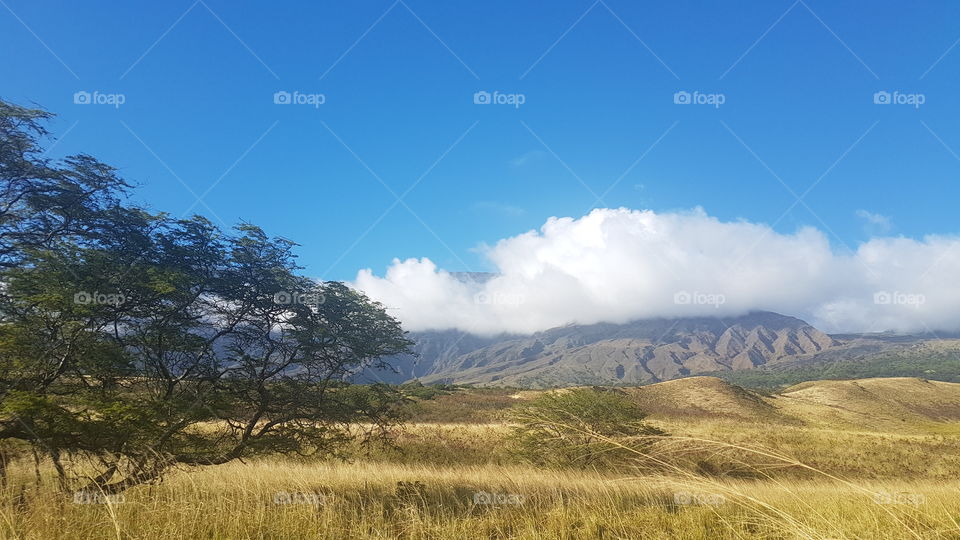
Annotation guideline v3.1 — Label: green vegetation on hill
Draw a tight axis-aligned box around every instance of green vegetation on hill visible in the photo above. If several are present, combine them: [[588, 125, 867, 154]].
[[401, 386, 522, 423], [711, 350, 960, 390]]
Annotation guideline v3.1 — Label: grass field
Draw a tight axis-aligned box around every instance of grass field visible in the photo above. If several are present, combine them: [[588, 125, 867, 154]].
[[2, 457, 957, 539], [3, 378, 960, 539]]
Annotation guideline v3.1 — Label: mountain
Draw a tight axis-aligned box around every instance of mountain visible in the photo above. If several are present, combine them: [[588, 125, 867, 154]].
[[360, 311, 844, 387]]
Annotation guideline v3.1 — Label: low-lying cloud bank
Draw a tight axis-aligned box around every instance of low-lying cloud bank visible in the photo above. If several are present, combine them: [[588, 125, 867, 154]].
[[350, 208, 960, 336]]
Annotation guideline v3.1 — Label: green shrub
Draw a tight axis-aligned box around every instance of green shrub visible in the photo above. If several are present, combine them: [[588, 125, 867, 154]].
[[399, 380, 452, 401], [507, 388, 663, 468]]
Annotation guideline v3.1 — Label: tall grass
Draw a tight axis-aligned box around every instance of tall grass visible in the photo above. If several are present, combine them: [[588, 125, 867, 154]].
[[366, 421, 960, 480], [1, 429, 958, 539]]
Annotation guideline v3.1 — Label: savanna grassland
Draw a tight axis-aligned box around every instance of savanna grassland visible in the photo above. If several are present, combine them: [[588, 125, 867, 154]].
[[2, 377, 960, 539]]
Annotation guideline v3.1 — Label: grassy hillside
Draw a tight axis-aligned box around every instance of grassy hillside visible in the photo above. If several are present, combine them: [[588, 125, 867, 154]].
[[776, 377, 960, 433], [4, 460, 959, 539], [389, 377, 960, 479], [5, 376, 960, 538], [402, 375, 960, 433], [623, 376, 787, 422], [714, 347, 960, 390]]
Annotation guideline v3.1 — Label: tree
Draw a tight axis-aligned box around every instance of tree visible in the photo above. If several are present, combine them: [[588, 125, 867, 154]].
[[0, 100, 130, 268], [0, 99, 139, 448], [508, 388, 664, 468], [0, 100, 415, 493]]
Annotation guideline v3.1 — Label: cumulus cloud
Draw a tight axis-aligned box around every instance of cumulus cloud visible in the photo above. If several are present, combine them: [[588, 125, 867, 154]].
[[350, 208, 960, 336]]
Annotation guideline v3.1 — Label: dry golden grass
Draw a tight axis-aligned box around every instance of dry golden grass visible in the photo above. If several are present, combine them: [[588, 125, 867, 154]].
[[775, 378, 960, 431], [406, 377, 960, 433], [5, 376, 960, 538], [2, 457, 959, 539], [367, 420, 960, 480]]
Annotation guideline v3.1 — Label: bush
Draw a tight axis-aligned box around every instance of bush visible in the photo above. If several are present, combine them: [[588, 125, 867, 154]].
[[399, 381, 452, 401], [507, 388, 664, 468]]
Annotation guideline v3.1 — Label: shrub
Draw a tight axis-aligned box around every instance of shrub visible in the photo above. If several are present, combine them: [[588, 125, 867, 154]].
[[507, 388, 664, 468]]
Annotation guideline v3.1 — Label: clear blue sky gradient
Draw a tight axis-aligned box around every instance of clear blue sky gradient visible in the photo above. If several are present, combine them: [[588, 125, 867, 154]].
[[4, 0, 959, 280]]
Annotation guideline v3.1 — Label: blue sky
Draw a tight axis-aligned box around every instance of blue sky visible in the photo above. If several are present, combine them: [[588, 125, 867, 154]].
[[4, 0, 960, 281]]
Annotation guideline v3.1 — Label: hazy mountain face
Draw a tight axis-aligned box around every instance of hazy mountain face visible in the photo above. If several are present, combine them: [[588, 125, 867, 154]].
[[364, 311, 842, 387]]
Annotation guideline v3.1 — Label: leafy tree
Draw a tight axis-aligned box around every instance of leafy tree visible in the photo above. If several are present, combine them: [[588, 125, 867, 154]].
[[0, 99, 138, 447], [508, 388, 664, 468], [0, 100, 414, 493], [0, 100, 130, 268]]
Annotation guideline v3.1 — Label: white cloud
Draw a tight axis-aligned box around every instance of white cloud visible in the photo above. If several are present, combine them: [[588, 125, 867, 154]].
[[855, 209, 892, 235], [350, 208, 960, 336]]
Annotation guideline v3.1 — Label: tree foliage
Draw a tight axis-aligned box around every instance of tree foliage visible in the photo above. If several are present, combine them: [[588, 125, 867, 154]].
[[0, 100, 414, 493]]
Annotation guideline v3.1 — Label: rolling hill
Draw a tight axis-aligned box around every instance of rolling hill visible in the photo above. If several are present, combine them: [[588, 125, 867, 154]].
[[406, 376, 960, 434], [629, 376, 960, 432], [622, 376, 786, 422], [776, 377, 960, 431]]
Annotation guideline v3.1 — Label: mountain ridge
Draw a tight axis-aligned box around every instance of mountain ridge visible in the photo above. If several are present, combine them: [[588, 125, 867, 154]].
[[363, 311, 851, 387]]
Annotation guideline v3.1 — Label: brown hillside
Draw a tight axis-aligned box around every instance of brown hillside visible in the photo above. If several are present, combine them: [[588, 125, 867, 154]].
[[775, 377, 960, 431], [403, 376, 960, 434], [624, 376, 787, 422]]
